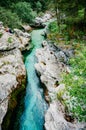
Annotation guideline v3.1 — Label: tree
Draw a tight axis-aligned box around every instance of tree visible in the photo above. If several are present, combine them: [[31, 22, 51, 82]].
[[36, 1, 42, 13], [0, 6, 21, 28], [14, 2, 36, 23]]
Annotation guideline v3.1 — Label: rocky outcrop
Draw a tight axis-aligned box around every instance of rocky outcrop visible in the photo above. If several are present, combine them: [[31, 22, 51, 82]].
[[31, 13, 52, 28], [21, 25, 32, 32], [35, 41, 68, 100], [0, 49, 26, 129], [0, 22, 27, 129], [0, 49, 26, 126], [35, 13, 52, 24], [45, 101, 86, 130], [0, 26, 31, 51], [35, 41, 86, 130]]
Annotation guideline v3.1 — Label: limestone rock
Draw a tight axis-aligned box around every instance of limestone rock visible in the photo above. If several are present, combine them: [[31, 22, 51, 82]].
[[14, 28, 31, 38], [0, 99, 8, 125], [22, 25, 32, 32], [45, 101, 69, 130], [35, 13, 52, 24], [0, 49, 26, 128], [0, 30, 19, 51], [35, 41, 85, 130], [0, 27, 31, 51], [35, 41, 67, 100], [33, 13, 52, 28], [14, 28, 31, 50], [45, 101, 86, 130], [0, 23, 27, 129]]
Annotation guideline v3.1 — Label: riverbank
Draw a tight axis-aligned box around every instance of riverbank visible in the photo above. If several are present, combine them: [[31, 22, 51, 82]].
[[35, 40, 86, 130], [0, 22, 31, 130]]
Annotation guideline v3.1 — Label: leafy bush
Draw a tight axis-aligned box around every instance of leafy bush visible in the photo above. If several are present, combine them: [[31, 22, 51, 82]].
[[7, 37, 13, 44], [35, 1, 42, 13], [14, 2, 37, 23], [0, 6, 21, 29], [48, 21, 58, 33]]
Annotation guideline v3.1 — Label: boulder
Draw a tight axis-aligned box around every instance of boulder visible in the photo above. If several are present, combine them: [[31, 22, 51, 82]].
[[35, 13, 52, 24], [22, 25, 32, 32], [0, 27, 31, 51], [14, 28, 31, 38], [0, 30, 19, 51], [33, 13, 52, 28]]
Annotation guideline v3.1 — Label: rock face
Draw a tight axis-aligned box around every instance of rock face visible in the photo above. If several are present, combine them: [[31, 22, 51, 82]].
[[45, 101, 86, 130], [21, 25, 32, 32], [0, 22, 27, 129], [0, 49, 26, 125], [32, 13, 52, 28], [35, 41, 68, 100], [35, 41, 86, 130], [0, 27, 31, 51], [35, 13, 52, 24]]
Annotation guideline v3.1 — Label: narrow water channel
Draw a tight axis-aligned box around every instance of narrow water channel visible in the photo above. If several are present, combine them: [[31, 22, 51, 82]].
[[20, 29, 48, 130]]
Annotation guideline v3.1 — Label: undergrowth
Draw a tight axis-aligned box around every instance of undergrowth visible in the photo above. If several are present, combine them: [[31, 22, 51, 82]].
[[48, 20, 86, 122]]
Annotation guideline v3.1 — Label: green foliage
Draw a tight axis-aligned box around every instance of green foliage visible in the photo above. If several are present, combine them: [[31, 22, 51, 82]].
[[48, 0, 86, 33], [0, 0, 47, 28], [0, 0, 47, 11], [13, 2, 37, 23], [48, 21, 58, 33], [62, 44, 86, 121], [38, 12, 44, 17], [7, 37, 13, 44], [0, 32, 3, 38], [36, 1, 42, 13], [0, 6, 21, 28], [48, 21, 67, 44]]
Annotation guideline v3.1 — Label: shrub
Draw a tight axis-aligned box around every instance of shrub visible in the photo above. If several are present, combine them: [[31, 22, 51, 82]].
[[14, 2, 37, 23], [0, 6, 21, 29], [7, 37, 13, 44], [35, 1, 42, 13], [48, 21, 58, 33]]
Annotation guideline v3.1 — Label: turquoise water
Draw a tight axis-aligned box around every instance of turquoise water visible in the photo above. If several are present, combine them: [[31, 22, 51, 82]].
[[20, 29, 48, 130]]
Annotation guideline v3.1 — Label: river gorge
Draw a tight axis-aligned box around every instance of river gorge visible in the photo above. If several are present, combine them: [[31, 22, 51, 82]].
[[20, 29, 48, 130], [0, 14, 86, 130]]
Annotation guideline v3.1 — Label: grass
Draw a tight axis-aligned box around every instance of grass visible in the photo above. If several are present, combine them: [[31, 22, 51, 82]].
[[7, 37, 13, 44], [61, 43, 86, 122], [48, 20, 86, 122]]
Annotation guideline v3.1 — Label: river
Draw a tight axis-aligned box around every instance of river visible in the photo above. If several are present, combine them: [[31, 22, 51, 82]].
[[20, 29, 48, 130]]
